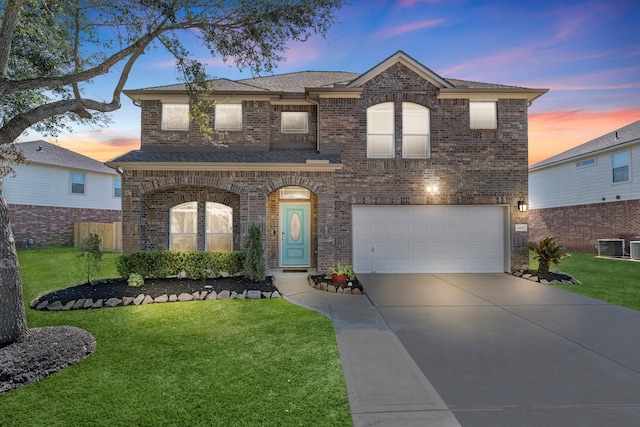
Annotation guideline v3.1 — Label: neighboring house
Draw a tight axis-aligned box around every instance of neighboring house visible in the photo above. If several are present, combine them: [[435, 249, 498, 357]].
[[107, 51, 546, 274], [4, 140, 122, 248], [529, 120, 640, 253]]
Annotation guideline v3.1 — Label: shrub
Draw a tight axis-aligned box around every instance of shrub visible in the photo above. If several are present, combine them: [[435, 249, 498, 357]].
[[528, 237, 571, 275], [243, 224, 266, 282], [78, 233, 103, 285], [127, 273, 144, 287], [117, 250, 245, 279]]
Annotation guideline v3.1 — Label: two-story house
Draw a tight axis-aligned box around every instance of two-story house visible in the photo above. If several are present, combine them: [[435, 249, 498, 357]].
[[107, 51, 547, 274], [6, 140, 121, 248]]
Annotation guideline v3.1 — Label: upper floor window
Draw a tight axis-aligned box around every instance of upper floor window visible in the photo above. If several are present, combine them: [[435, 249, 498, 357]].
[[70, 172, 85, 195], [170, 202, 197, 251], [215, 104, 243, 131], [402, 102, 430, 158], [612, 151, 630, 183], [113, 177, 122, 198], [162, 103, 189, 131], [206, 202, 233, 251], [281, 112, 308, 133], [470, 101, 497, 129], [576, 158, 596, 168], [367, 102, 394, 158]]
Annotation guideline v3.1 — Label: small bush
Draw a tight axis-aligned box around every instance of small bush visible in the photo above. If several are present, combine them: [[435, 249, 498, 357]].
[[528, 237, 571, 275], [117, 250, 245, 279], [243, 224, 266, 282], [78, 233, 103, 285], [128, 273, 144, 287]]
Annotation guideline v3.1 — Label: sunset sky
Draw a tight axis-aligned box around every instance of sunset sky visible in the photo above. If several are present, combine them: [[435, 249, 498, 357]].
[[23, 0, 640, 166]]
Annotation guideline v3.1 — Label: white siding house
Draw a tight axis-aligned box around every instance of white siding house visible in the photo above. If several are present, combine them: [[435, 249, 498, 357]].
[[529, 120, 640, 252], [4, 140, 121, 248]]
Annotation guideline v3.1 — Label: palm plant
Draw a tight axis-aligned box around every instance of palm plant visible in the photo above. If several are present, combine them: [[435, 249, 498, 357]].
[[528, 237, 571, 275]]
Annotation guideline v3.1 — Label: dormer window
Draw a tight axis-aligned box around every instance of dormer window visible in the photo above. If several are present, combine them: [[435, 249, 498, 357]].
[[470, 101, 497, 129], [215, 104, 243, 131], [161, 103, 189, 131]]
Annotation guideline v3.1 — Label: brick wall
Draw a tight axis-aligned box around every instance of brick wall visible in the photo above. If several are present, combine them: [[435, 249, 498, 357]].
[[8, 204, 121, 248], [529, 200, 640, 253]]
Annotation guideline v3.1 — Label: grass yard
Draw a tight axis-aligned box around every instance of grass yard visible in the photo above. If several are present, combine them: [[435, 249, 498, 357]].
[[531, 251, 640, 311], [1, 248, 351, 427]]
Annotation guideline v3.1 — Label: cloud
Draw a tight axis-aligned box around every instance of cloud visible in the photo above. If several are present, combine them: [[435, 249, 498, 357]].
[[51, 137, 140, 162], [397, 0, 446, 6], [375, 19, 445, 39], [528, 108, 640, 165]]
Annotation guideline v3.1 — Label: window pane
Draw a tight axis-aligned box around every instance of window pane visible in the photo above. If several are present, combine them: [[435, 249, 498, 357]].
[[171, 234, 197, 251], [368, 134, 394, 157], [114, 178, 122, 198], [206, 202, 232, 233], [613, 166, 629, 183], [282, 112, 308, 133], [368, 103, 394, 133], [470, 102, 497, 129], [162, 104, 189, 130], [71, 172, 85, 194], [206, 235, 232, 252], [612, 151, 628, 168], [215, 104, 242, 131], [403, 103, 428, 133], [403, 135, 429, 158], [171, 202, 197, 233]]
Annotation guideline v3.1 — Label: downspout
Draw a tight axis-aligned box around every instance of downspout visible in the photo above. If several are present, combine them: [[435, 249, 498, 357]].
[[306, 94, 320, 153]]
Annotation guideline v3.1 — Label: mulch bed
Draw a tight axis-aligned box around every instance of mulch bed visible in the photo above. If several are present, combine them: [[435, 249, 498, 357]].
[[308, 275, 366, 294], [32, 276, 277, 307]]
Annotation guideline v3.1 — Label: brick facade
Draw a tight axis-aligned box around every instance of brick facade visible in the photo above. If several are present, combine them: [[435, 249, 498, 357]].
[[117, 55, 539, 273], [529, 200, 640, 253], [8, 204, 121, 249]]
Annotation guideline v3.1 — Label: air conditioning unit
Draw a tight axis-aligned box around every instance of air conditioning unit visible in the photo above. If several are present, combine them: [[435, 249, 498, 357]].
[[597, 239, 625, 257], [630, 241, 640, 260]]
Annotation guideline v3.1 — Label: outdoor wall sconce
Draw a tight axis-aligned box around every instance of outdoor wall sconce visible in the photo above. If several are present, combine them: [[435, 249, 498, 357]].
[[517, 200, 528, 212], [426, 185, 439, 193]]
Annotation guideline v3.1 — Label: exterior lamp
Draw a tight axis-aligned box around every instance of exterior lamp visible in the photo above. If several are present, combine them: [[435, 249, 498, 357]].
[[517, 200, 528, 212]]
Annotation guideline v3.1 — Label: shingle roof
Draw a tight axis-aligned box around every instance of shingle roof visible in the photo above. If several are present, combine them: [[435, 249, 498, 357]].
[[15, 140, 116, 174], [530, 120, 640, 170], [107, 146, 341, 164]]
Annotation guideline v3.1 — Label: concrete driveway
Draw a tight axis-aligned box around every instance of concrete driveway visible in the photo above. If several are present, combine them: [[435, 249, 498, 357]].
[[359, 273, 640, 426]]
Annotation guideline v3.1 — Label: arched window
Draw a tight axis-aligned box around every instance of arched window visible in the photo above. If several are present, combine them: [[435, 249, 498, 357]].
[[402, 102, 430, 158], [170, 202, 197, 250], [206, 202, 233, 251], [367, 102, 394, 158]]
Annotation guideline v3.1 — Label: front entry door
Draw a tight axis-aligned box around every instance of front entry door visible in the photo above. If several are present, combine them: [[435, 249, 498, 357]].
[[280, 203, 310, 267]]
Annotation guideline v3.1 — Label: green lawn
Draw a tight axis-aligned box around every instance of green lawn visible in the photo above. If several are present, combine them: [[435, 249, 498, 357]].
[[531, 251, 640, 311], [1, 248, 351, 427]]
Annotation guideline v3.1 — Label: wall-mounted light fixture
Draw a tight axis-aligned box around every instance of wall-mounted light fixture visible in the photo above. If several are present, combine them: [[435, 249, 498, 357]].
[[517, 199, 528, 212], [426, 185, 439, 193]]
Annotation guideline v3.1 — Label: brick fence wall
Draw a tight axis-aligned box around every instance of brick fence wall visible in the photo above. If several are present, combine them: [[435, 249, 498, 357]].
[[529, 199, 640, 254], [8, 204, 121, 249]]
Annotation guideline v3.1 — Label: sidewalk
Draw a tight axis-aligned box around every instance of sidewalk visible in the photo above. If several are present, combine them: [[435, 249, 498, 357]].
[[272, 270, 461, 427]]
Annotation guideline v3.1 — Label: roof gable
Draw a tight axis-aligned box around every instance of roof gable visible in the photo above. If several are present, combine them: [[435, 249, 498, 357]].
[[530, 119, 640, 170], [347, 51, 454, 89], [15, 140, 115, 174]]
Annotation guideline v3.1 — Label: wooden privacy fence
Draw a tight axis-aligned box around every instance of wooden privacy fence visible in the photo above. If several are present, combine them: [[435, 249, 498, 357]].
[[74, 222, 122, 252]]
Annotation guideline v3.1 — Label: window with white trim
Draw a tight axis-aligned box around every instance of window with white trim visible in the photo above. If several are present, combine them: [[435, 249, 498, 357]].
[[70, 172, 85, 195], [162, 103, 189, 130], [206, 202, 233, 251], [402, 102, 430, 158], [612, 151, 630, 183], [576, 158, 596, 168], [281, 112, 308, 133], [215, 104, 243, 131], [170, 202, 197, 251], [470, 101, 497, 129], [367, 102, 394, 158], [113, 177, 122, 198]]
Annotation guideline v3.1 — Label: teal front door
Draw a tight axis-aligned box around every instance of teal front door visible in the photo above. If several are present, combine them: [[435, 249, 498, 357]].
[[280, 203, 310, 267]]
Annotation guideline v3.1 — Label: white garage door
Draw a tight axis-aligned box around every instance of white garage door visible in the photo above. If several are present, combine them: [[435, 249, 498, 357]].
[[352, 205, 506, 273]]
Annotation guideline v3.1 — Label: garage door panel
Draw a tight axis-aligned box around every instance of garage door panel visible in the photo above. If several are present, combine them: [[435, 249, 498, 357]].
[[353, 205, 506, 274]]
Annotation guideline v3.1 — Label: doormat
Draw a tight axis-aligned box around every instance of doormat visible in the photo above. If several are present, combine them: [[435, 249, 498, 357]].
[[282, 269, 308, 273]]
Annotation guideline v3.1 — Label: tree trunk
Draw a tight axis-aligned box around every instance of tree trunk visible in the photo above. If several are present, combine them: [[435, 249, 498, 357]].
[[0, 179, 27, 347]]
